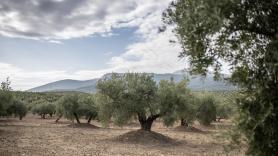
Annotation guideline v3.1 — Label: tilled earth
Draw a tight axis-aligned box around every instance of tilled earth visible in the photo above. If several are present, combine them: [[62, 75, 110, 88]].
[[0, 115, 244, 156]]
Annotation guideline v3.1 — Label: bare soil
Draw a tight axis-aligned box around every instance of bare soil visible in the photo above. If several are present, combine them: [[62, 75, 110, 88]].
[[174, 126, 205, 133], [0, 114, 244, 156], [113, 129, 177, 146]]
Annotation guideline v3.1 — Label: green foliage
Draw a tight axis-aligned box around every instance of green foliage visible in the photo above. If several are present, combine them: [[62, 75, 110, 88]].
[[7, 100, 28, 120], [194, 91, 237, 122], [97, 73, 179, 131], [0, 78, 28, 120], [164, 0, 278, 154], [157, 79, 179, 126], [197, 95, 217, 126], [1, 78, 12, 91], [170, 80, 199, 127], [57, 94, 98, 124], [32, 103, 56, 118], [77, 95, 98, 123], [0, 90, 13, 116], [57, 94, 80, 122], [216, 103, 233, 121], [0, 78, 14, 116], [13, 91, 63, 111], [237, 90, 278, 156]]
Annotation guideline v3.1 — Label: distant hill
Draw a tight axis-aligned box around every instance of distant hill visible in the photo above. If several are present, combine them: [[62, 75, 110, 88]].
[[28, 79, 99, 92], [28, 71, 237, 93]]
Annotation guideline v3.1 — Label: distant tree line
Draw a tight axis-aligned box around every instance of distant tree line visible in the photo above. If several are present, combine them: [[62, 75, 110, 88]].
[[0, 78, 27, 120], [0, 75, 234, 129]]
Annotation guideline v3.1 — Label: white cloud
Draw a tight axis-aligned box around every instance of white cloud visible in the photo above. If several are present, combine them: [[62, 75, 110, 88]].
[[0, 0, 195, 90], [0, 0, 172, 41], [0, 62, 111, 90], [108, 28, 185, 73]]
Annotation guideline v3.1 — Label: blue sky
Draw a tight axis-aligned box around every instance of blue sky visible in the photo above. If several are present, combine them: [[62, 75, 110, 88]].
[[0, 0, 187, 90], [0, 27, 137, 71]]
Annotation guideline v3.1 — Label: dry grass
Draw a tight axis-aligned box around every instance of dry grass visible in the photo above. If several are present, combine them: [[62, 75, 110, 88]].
[[0, 114, 245, 156]]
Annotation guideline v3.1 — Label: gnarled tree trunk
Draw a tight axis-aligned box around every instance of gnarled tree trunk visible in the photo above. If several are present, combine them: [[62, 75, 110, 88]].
[[73, 113, 80, 124], [180, 118, 189, 127], [138, 114, 160, 131], [87, 115, 93, 124], [55, 115, 62, 123]]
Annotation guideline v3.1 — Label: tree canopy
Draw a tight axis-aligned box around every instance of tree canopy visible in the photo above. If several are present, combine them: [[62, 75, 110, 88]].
[[197, 94, 217, 126], [97, 73, 182, 131], [0, 78, 27, 120], [56, 94, 98, 124], [0, 78, 13, 116], [164, 0, 278, 155], [166, 80, 198, 127], [7, 100, 28, 120], [32, 102, 56, 119]]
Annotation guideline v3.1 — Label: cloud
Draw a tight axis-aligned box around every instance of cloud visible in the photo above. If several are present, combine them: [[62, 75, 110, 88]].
[[0, 62, 111, 90], [108, 28, 185, 73], [0, 26, 185, 90], [0, 0, 172, 41], [0, 0, 195, 90]]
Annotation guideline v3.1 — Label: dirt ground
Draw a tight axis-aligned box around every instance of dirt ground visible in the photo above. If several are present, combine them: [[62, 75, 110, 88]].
[[0, 114, 244, 156]]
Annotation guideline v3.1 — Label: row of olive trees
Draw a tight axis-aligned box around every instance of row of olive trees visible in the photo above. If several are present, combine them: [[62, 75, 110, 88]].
[[0, 78, 28, 120], [30, 93, 98, 124], [95, 73, 233, 131], [1, 76, 232, 128]]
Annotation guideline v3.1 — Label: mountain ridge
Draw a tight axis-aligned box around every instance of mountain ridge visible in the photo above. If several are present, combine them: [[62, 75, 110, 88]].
[[28, 71, 237, 93]]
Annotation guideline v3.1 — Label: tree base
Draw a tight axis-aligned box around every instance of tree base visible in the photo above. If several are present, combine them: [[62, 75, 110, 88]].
[[114, 130, 176, 145]]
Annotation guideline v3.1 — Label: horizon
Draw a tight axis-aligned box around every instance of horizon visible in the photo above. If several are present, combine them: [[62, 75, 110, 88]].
[[0, 0, 230, 90], [25, 69, 188, 91]]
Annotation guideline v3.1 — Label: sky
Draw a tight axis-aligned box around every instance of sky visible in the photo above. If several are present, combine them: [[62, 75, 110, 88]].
[[0, 0, 188, 90]]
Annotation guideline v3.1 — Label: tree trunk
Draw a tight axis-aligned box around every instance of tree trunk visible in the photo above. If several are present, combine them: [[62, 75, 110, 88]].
[[87, 115, 93, 124], [42, 114, 46, 119], [74, 113, 80, 124], [217, 117, 221, 122], [138, 114, 160, 131], [180, 118, 189, 127], [140, 120, 153, 131], [19, 116, 23, 120], [55, 115, 62, 123]]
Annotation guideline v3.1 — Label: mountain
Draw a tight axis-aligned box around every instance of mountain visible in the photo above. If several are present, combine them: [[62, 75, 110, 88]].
[[28, 71, 237, 93], [28, 79, 99, 92]]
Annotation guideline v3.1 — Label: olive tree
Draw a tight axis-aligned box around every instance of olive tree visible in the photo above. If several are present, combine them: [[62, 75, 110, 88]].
[[157, 79, 180, 127], [56, 94, 98, 124], [0, 90, 13, 116], [164, 0, 278, 154], [7, 100, 28, 120], [32, 103, 56, 119], [216, 103, 233, 122], [77, 95, 98, 124], [158, 79, 198, 128], [57, 94, 81, 123], [0, 78, 13, 116], [97, 73, 178, 131], [197, 95, 217, 126], [175, 86, 199, 127]]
